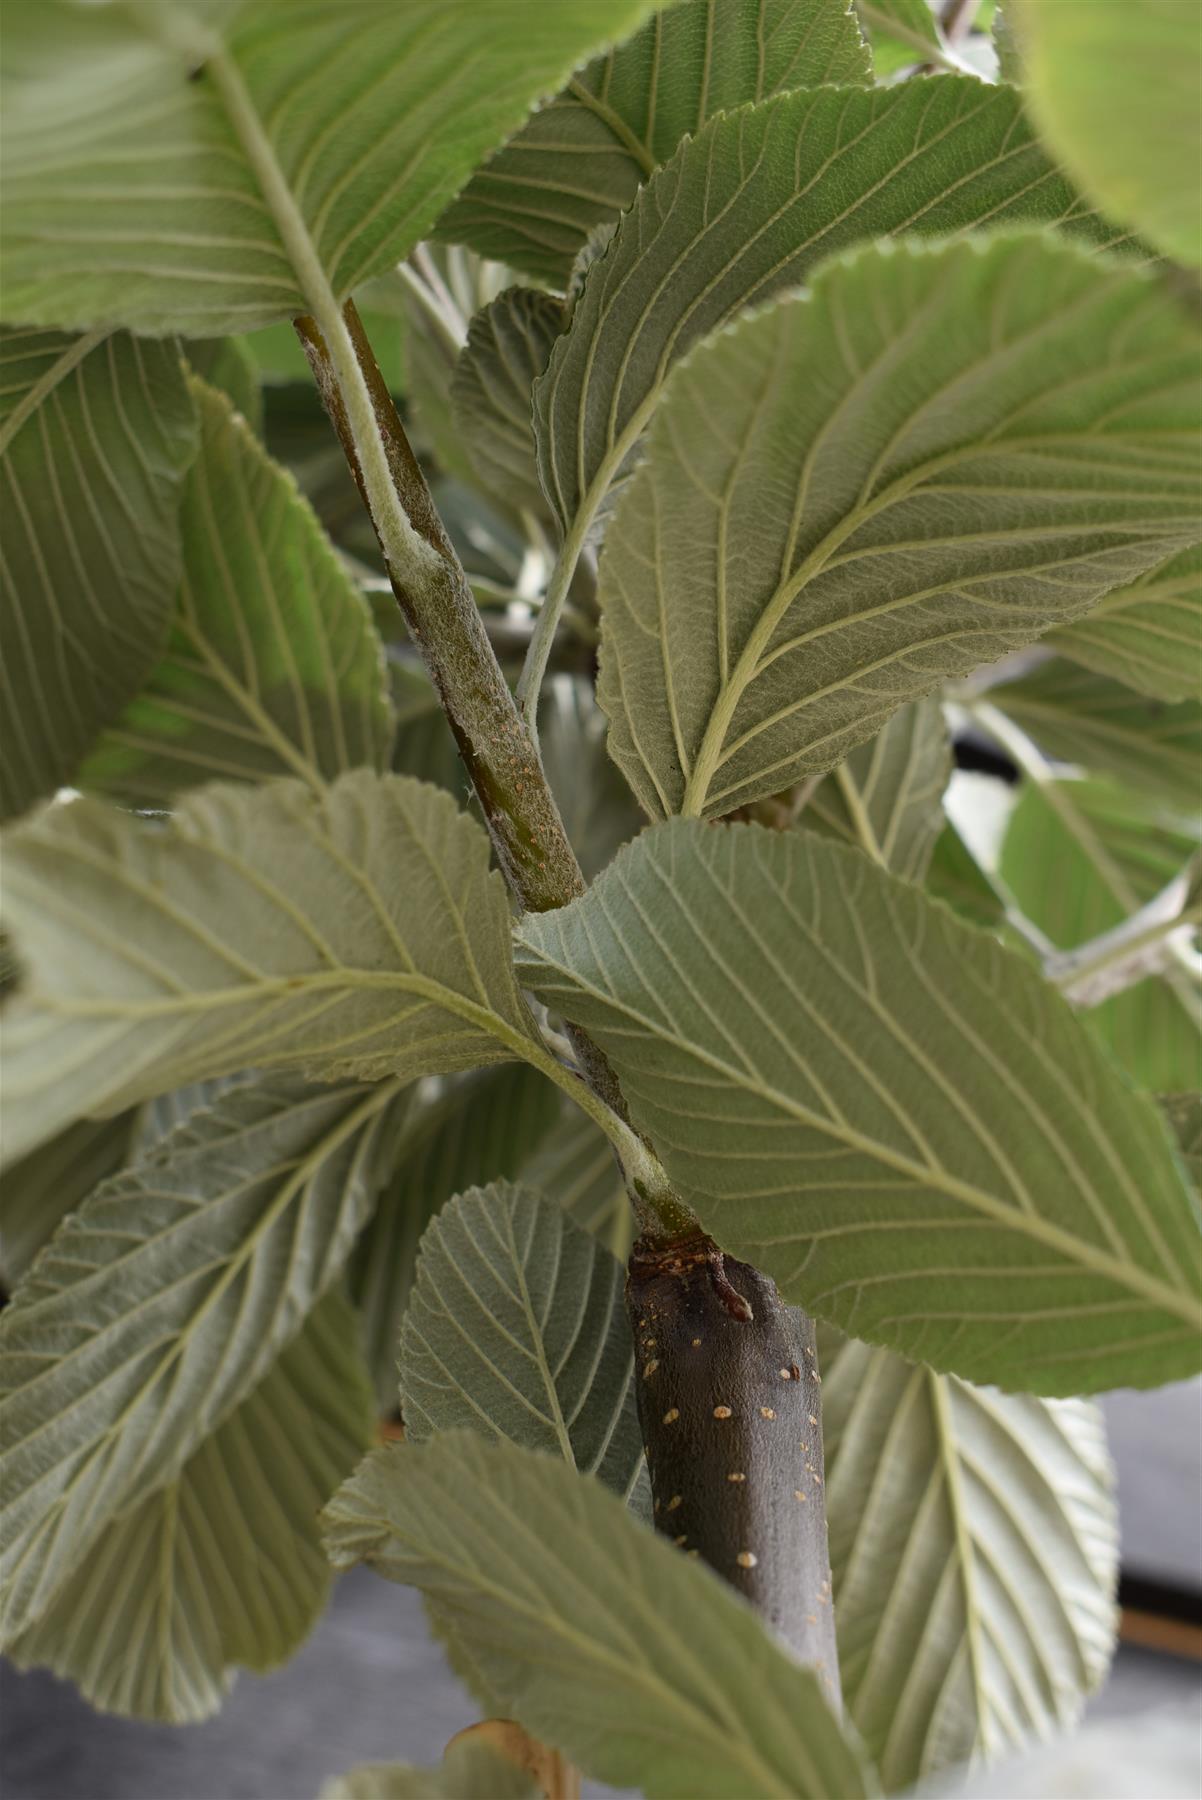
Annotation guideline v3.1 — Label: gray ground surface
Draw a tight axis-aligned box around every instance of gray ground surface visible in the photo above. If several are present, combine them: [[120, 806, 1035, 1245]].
[[3, 1383, 1200, 1800]]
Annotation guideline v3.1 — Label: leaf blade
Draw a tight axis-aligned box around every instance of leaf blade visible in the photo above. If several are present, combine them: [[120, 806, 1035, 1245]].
[[515, 820, 1202, 1393], [0, 771, 537, 1164], [323, 1432, 874, 1800]]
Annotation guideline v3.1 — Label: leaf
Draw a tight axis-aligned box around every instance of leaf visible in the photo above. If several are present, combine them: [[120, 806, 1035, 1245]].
[[0, 1112, 135, 1288], [437, 0, 871, 286], [323, 1735, 537, 1800], [185, 335, 263, 433], [539, 674, 645, 881], [450, 289, 563, 519], [0, 1073, 406, 1643], [998, 775, 1201, 1090], [390, 662, 467, 798], [520, 1104, 633, 1262], [798, 702, 950, 882], [854, 0, 944, 75], [597, 234, 1200, 819], [400, 1182, 644, 1508], [821, 1329, 1116, 1790], [1044, 546, 1202, 703], [535, 78, 1137, 557], [1016, 0, 1202, 266], [6, 1289, 374, 1722], [515, 820, 1202, 1394], [920, 1707, 1202, 1800], [0, 326, 197, 820], [0, 0, 662, 335], [990, 662, 1202, 811], [1162, 1094, 1202, 1194], [349, 1065, 561, 1409], [79, 377, 393, 804], [0, 771, 539, 1164], [323, 1432, 874, 1800]]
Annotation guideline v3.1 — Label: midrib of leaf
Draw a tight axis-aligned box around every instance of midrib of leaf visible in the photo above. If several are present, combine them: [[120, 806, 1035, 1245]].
[[11, 1080, 402, 1486], [174, 611, 327, 794], [533, 953, 1198, 1329], [0, 328, 107, 452], [500, 1206, 578, 1469], [567, 75, 657, 177], [355, 1479, 808, 1800], [154, 16, 445, 625], [833, 762, 886, 865], [928, 1369, 994, 1761]]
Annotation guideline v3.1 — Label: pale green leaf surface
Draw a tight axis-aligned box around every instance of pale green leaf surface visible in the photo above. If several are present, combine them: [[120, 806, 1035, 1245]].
[[0, 0, 661, 334], [79, 378, 393, 804], [0, 771, 537, 1164], [799, 702, 950, 882], [1016, 0, 1202, 265], [323, 1432, 874, 1800], [400, 1183, 644, 1506], [323, 1742, 537, 1800], [0, 1113, 135, 1287], [0, 327, 196, 819], [0, 1074, 405, 1641], [7, 1289, 374, 1722], [1044, 546, 1202, 703], [451, 288, 563, 519], [991, 662, 1202, 811], [438, 0, 871, 286], [999, 776, 1201, 1091], [515, 820, 1202, 1393], [349, 1065, 560, 1410], [539, 675, 645, 880], [598, 236, 1200, 818], [821, 1329, 1116, 1790], [535, 78, 1138, 553]]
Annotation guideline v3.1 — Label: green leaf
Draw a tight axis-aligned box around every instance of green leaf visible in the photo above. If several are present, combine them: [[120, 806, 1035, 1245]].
[[854, 0, 943, 75], [535, 79, 1137, 559], [323, 1433, 874, 1800], [0, 1112, 135, 1288], [597, 235, 1200, 818], [998, 775, 1201, 1091], [1162, 1094, 1202, 1194], [0, 327, 197, 820], [7, 1288, 373, 1722], [520, 1104, 633, 1262], [323, 1739, 537, 1800], [539, 674, 645, 881], [990, 662, 1202, 811], [437, 0, 871, 287], [515, 820, 1202, 1394], [185, 335, 263, 433], [79, 377, 393, 804], [451, 288, 563, 519], [0, 0, 662, 335], [798, 702, 950, 882], [0, 1073, 405, 1643], [400, 1182, 644, 1506], [1044, 546, 1202, 703], [1016, 0, 1202, 266], [349, 1065, 560, 1410], [0, 771, 539, 1165], [822, 1330, 1116, 1790]]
